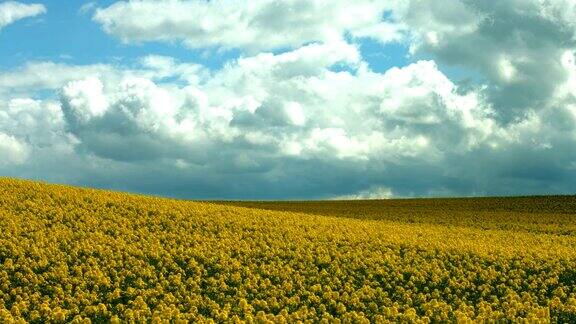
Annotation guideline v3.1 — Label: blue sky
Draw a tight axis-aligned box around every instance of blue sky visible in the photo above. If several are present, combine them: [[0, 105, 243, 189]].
[[0, 1, 238, 69], [1, 0, 576, 199]]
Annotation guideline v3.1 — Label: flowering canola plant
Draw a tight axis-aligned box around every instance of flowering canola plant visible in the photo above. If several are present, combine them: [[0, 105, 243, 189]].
[[0, 178, 575, 322]]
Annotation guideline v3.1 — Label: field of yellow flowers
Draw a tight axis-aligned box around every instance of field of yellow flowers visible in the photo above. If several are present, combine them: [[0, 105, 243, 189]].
[[1, 178, 576, 322]]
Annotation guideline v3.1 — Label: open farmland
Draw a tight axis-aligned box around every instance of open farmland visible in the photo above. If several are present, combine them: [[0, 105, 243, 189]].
[[1, 178, 576, 322], [219, 197, 576, 235]]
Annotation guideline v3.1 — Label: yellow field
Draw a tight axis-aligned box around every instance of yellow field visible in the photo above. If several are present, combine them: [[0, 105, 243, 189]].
[[1, 178, 575, 323]]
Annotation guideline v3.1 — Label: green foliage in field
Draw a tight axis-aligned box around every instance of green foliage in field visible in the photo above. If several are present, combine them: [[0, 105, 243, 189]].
[[0, 178, 575, 322]]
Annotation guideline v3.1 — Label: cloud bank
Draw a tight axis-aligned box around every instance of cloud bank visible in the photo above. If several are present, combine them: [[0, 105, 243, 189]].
[[1, 0, 576, 199]]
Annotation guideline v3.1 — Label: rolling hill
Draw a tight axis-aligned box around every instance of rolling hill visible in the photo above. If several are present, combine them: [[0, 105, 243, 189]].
[[0, 178, 575, 322]]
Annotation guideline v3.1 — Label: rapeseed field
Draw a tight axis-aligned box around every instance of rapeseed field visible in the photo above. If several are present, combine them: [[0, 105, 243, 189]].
[[1, 178, 575, 322]]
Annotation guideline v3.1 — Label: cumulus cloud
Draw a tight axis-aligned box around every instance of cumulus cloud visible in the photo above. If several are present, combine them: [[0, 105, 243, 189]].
[[0, 97, 74, 173], [54, 42, 495, 166], [0, 98, 66, 145], [0, 132, 29, 165], [61, 77, 109, 126], [0, 58, 204, 98], [395, 0, 576, 122], [42, 42, 509, 198], [93, 0, 401, 51], [3, 0, 576, 199], [4, 39, 574, 198], [0, 1, 45, 30], [0, 62, 117, 97]]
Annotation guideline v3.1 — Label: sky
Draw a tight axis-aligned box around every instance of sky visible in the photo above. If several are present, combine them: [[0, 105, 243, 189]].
[[1, 0, 576, 200]]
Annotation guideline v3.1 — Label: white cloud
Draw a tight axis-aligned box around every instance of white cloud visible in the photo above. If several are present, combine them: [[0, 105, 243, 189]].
[[0, 59, 205, 98], [283, 102, 306, 126], [1, 43, 573, 197], [79, 2, 97, 15], [61, 77, 109, 125], [351, 21, 406, 44], [4, 0, 576, 198], [93, 0, 399, 51], [0, 98, 69, 146], [0, 1, 45, 30], [393, 0, 576, 122], [0, 62, 117, 97], [334, 186, 394, 200], [0, 132, 29, 165], [49, 43, 496, 168]]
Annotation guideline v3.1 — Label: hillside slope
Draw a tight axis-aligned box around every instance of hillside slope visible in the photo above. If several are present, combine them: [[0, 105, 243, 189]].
[[0, 178, 575, 322], [220, 196, 576, 235]]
